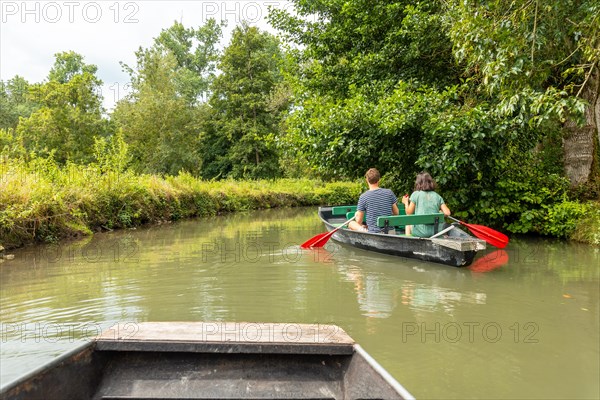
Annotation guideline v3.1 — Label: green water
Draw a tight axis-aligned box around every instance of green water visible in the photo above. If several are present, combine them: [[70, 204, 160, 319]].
[[1, 207, 598, 399]]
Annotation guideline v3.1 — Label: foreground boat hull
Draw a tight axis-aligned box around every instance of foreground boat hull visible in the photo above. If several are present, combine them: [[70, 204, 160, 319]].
[[319, 206, 485, 267], [0, 322, 414, 400]]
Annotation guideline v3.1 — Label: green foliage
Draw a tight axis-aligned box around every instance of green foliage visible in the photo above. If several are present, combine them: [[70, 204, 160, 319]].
[[48, 51, 99, 84], [93, 129, 131, 173], [542, 201, 589, 238], [154, 20, 224, 103], [507, 200, 591, 239], [269, 1, 461, 185], [204, 23, 289, 179], [571, 202, 600, 245], [269, 0, 457, 96], [270, 0, 599, 242], [0, 156, 361, 249], [0, 128, 27, 159], [447, 0, 599, 98], [0, 76, 39, 130], [15, 52, 107, 164], [114, 20, 223, 175]]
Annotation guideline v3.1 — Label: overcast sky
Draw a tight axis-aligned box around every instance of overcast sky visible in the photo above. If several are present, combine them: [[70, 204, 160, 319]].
[[0, 1, 296, 111]]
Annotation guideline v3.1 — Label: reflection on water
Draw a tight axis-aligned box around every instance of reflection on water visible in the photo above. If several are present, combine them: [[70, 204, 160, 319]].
[[339, 264, 487, 319], [0, 208, 598, 399], [469, 249, 509, 273], [401, 282, 487, 315]]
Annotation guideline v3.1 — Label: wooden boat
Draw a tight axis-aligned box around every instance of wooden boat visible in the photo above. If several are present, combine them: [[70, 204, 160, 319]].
[[319, 206, 486, 267], [0, 322, 414, 400]]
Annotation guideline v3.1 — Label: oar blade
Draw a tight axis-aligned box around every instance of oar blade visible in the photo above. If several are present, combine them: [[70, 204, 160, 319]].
[[464, 223, 509, 249], [301, 217, 354, 249], [308, 231, 335, 248], [300, 232, 331, 249]]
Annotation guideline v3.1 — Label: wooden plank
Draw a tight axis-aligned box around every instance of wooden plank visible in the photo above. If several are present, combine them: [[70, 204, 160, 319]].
[[96, 322, 355, 354], [431, 237, 486, 251], [93, 352, 346, 399]]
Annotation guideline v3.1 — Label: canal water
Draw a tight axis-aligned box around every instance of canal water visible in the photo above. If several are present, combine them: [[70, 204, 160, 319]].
[[1, 207, 598, 399]]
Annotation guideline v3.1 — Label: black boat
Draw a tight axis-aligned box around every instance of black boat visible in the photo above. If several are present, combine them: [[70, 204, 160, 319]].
[[318, 206, 486, 267], [0, 322, 414, 400]]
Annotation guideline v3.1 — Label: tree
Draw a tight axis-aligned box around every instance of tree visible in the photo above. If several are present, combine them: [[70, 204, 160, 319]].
[[0, 76, 38, 130], [48, 51, 99, 84], [446, 0, 599, 193], [270, 0, 598, 233], [269, 0, 457, 184], [269, 1, 457, 96], [154, 20, 223, 104], [113, 20, 223, 175], [16, 52, 107, 164], [204, 23, 288, 179]]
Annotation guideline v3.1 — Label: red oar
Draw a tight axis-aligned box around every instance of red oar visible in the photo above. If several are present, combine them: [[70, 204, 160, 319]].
[[301, 217, 355, 249], [447, 216, 509, 249]]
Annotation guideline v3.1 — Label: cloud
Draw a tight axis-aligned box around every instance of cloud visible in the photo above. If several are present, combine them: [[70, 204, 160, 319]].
[[0, 1, 293, 111]]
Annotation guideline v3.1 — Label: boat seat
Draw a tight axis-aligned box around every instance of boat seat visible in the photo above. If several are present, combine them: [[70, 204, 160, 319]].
[[340, 204, 406, 221], [377, 213, 444, 234], [347, 204, 407, 224], [332, 205, 357, 216]]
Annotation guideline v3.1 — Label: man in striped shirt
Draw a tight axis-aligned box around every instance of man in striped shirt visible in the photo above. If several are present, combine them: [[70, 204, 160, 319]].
[[349, 168, 399, 233]]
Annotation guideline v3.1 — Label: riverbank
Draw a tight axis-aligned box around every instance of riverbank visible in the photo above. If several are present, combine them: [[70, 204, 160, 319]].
[[0, 159, 362, 250], [1, 158, 598, 250], [572, 201, 600, 245]]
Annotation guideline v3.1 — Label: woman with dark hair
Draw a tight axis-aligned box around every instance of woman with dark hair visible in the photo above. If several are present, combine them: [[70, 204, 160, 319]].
[[401, 172, 451, 237]]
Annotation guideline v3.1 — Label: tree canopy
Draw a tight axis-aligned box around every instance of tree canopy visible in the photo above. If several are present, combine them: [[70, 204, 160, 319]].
[[270, 0, 599, 231], [203, 23, 288, 179], [112, 20, 223, 175], [14, 51, 107, 164], [2, 2, 598, 238]]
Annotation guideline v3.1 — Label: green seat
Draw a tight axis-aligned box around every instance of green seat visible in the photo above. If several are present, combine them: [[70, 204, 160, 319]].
[[398, 203, 406, 215], [377, 213, 444, 233], [335, 203, 405, 220], [332, 205, 357, 216]]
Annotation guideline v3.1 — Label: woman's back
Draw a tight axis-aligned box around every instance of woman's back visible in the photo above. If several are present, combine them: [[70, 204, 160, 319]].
[[409, 190, 445, 237]]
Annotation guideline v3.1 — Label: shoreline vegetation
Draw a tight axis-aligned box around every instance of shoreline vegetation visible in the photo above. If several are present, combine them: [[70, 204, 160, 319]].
[[0, 158, 363, 251], [2, 4, 599, 252], [1, 157, 598, 252]]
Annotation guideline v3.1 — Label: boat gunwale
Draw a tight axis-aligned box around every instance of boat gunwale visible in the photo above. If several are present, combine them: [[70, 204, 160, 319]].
[[0, 340, 95, 394], [354, 344, 415, 400], [0, 322, 414, 400]]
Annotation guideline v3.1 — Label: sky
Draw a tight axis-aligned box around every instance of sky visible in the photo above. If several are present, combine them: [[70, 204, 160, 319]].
[[0, 0, 297, 111]]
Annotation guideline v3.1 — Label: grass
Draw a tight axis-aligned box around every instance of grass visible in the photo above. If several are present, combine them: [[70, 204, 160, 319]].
[[0, 158, 362, 249]]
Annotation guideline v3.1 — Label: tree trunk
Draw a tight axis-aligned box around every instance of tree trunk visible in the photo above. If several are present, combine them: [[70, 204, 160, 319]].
[[563, 63, 599, 188], [596, 67, 600, 149]]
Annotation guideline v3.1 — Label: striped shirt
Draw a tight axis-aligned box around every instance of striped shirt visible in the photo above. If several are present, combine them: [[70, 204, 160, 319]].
[[357, 188, 398, 233]]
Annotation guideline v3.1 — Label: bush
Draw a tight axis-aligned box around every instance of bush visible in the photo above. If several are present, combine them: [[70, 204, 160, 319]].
[[0, 158, 362, 249], [571, 202, 600, 245]]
